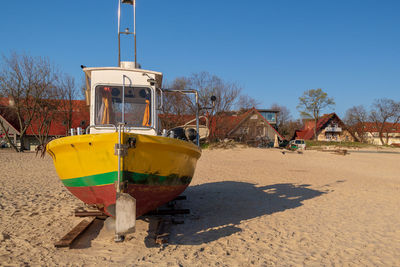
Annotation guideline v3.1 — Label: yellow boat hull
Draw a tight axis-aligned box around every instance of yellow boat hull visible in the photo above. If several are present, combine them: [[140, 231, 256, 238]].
[[47, 132, 201, 216]]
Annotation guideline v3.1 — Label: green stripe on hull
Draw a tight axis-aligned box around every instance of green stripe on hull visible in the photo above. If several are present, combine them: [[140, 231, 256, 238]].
[[61, 172, 117, 187], [61, 171, 192, 187], [124, 172, 192, 186]]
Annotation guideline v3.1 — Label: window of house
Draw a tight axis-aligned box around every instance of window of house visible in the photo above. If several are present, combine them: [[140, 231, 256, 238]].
[[259, 111, 276, 123]]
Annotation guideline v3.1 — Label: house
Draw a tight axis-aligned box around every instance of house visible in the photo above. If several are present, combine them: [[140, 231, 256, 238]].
[[0, 98, 89, 151], [294, 113, 354, 142], [359, 122, 400, 146], [226, 108, 283, 145], [159, 107, 284, 146], [0, 113, 19, 147], [257, 109, 279, 128]]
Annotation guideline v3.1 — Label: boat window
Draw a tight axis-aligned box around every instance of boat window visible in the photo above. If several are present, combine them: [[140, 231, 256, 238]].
[[95, 85, 152, 127]]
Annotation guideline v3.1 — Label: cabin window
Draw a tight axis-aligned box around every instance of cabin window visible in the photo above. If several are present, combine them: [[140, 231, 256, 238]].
[[95, 85, 152, 127]]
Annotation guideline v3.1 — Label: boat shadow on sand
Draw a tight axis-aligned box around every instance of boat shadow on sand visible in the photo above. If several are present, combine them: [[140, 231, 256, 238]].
[[146, 181, 325, 246]]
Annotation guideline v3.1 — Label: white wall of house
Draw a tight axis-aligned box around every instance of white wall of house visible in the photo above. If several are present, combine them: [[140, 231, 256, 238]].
[[364, 132, 400, 145], [317, 127, 354, 142]]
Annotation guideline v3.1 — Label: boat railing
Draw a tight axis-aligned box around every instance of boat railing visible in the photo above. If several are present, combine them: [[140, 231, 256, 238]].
[[85, 124, 118, 134], [85, 124, 159, 135], [160, 88, 200, 146]]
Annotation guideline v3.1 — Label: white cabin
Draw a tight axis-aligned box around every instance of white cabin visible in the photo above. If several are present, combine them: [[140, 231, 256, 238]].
[[83, 62, 162, 135]]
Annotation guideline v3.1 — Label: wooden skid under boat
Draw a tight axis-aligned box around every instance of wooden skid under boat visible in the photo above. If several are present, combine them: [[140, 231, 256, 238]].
[[46, 132, 201, 217]]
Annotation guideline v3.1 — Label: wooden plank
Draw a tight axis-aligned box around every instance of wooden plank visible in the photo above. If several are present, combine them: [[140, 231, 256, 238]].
[[54, 217, 95, 248], [155, 218, 172, 245], [75, 211, 105, 217]]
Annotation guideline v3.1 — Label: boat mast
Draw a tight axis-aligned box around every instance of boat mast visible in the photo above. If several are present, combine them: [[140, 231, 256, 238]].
[[118, 0, 137, 68], [134, 0, 137, 68]]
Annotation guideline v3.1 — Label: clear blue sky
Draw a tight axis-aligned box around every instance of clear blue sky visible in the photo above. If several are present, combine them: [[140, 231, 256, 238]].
[[1, 0, 399, 119]]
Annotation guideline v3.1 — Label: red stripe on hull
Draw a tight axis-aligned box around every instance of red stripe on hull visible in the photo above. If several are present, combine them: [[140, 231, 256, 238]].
[[67, 184, 116, 215], [66, 184, 188, 217]]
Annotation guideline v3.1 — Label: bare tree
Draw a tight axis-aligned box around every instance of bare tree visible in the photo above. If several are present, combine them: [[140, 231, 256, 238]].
[[183, 72, 242, 115], [28, 94, 58, 146], [163, 72, 242, 115], [286, 119, 304, 140], [236, 94, 260, 111], [159, 78, 193, 130], [29, 74, 86, 145], [28, 72, 63, 146], [162, 78, 192, 115], [56, 74, 83, 135], [270, 103, 292, 139], [162, 72, 242, 141], [344, 105, 369, 142], [0, 53, 58, 151], [369, 98, 400, 145], [297, 88, 335, 140], [186, 72, 241, 141], [79, 76, 87, 100]]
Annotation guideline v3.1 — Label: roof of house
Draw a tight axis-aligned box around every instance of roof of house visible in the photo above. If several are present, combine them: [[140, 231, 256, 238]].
[[294, 113, 344, 140], [0, 97, 89, 137], [228, 108, 284, 139], [0, 113, 20, 136], [209, 109, 253, 138], [361, 122, 400, 133], [257, 109, 280, 113]]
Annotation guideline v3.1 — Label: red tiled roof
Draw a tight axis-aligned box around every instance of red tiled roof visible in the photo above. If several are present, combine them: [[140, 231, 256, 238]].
[[228, 108, 284, 139], [26, 100, 89, 136], [361, 122, 400, 133], [159, 114, 208, 126], [209, 110, 251, 139], [0, 97, 89, 136]]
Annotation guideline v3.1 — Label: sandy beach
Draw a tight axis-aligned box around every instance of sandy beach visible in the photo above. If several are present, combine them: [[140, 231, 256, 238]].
[[1, 147, 400, 266]]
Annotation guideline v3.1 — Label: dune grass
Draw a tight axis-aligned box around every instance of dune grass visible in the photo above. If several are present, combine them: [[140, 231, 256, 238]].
[[305, 140, 376, 149]]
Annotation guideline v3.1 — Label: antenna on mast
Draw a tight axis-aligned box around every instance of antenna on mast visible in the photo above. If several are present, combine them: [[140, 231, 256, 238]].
[[118, 0, 137, 68]]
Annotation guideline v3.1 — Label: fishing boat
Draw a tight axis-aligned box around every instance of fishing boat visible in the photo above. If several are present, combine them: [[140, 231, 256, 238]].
[[46, 0, 211, 241]]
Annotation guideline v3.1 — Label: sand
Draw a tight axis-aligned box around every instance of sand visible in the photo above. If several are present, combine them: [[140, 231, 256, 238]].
[[0, 147, 400, 266]]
